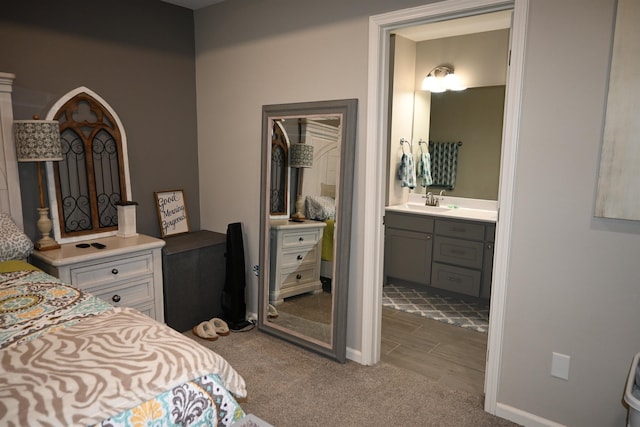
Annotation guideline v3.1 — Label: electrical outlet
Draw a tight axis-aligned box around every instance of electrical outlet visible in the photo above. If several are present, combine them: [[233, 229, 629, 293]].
[[551, 352, 570, 380]]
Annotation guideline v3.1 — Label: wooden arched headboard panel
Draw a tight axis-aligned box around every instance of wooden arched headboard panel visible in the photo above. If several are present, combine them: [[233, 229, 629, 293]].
[[0, 72, 23, 230]]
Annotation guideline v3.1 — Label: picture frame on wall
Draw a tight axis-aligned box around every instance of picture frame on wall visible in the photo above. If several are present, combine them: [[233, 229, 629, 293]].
[[155, 189, 190, 237]]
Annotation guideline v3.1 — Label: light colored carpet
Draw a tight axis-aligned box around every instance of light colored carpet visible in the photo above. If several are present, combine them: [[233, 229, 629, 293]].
[[184, 328, 519, 427]]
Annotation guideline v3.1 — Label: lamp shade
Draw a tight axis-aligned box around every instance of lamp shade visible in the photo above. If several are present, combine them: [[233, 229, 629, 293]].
[[290, 143, 313, 168], [14, 120, 63, 162]]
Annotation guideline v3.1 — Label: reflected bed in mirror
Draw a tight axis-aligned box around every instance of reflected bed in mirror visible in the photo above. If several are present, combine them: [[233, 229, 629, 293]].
[[259, 99, 357, 362]]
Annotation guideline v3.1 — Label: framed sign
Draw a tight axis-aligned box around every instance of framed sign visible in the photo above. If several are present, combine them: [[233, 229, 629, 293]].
[[155, 190, 190, 237]]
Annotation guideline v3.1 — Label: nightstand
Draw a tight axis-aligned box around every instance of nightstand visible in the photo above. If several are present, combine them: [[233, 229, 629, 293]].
[[30, 234, 166, 323], [269, 219, 326, 306]]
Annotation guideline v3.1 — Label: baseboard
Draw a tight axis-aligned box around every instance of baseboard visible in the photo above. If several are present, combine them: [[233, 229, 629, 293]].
[[495, 402, 566, 427], [346, 346, 362, 364]]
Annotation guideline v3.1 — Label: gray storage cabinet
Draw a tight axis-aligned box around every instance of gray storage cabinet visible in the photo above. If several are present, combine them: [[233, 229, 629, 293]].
[[162, 230, 226, 332]]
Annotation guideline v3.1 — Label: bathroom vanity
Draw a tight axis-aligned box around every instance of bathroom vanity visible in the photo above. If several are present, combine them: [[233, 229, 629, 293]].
[[384, 196, 496, 299]]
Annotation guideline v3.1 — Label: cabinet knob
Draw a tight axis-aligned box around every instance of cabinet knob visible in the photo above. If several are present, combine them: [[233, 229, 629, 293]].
[[111, 268, 119, 275], [112, 294, 121, 303], [487, 244, 493, 250], [298, 237, 304, 242], [296, 274, 302, 280], [297, 255, 303, 261], [427, 235, 432, 240]]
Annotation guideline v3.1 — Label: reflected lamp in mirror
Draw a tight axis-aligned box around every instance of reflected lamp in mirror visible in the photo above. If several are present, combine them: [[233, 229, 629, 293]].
[[14, 117, 63, 251], [289, 142, 313, 221], [422, 65, 466, 93]]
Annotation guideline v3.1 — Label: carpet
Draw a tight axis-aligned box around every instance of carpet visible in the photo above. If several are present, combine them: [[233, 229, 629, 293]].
[[382, 283, 490, 333]]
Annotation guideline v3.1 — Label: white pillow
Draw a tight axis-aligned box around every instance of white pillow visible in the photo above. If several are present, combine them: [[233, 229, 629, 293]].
[[0, 212, 34, 261]]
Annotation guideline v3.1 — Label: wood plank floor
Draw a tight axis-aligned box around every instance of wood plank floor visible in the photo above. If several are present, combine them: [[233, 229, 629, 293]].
[[381, 306, 488, 396]]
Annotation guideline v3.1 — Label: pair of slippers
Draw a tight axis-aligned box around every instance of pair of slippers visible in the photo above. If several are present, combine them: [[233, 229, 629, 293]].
[[192, 318, 230, 341], [268, 303, 279, 319]]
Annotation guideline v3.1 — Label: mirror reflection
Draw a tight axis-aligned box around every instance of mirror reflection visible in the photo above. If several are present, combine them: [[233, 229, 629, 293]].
[[268, 116, 340, 343], [259, 100, 357, 362], [413, 85, 505, 200]]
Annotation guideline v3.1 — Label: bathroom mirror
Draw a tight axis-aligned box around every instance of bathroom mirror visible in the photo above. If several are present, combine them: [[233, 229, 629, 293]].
[[413, 86, 505, 201], [258, 99, 357, 362]]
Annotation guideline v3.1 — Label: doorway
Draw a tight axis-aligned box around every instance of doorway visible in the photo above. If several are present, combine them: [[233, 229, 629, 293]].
[[382, 10, 509, 397], [362, 0, 529, 416]]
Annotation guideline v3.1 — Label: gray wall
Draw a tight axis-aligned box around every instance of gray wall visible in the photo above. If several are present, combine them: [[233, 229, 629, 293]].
[[195, 0, 638, 425], [0, 0, 199, 239]]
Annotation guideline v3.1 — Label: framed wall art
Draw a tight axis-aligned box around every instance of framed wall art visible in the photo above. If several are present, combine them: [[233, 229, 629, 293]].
[[155, 189, 190, 237]]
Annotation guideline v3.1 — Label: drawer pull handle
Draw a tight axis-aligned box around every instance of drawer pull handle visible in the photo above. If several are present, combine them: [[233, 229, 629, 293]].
[[298, 237, 304, 242], [112, 294, 121, 303], [297, 255, 303, 261], [450, 249, 466, 255], [296, 274, 302, 280], [447, 276, 461, 282], [111, 268, 119, 275]]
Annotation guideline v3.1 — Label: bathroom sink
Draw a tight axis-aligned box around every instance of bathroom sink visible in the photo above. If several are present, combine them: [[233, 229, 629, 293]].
[[404, 203, 451, 213]]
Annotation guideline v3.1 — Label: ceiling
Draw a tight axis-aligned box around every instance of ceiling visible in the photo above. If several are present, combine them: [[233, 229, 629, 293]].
[[160, 0, 224, 10]]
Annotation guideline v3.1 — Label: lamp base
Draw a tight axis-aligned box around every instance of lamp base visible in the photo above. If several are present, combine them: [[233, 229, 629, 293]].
[[35, 207, 60, 251], [291, 195, 306, 222], [35, 239, 61, 251]]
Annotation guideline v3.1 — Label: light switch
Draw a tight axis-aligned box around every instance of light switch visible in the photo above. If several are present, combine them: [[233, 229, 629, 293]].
[[551, 352, 570, 380]]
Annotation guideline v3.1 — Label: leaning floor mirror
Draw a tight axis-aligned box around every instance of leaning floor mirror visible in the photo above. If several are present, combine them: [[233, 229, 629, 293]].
[[258, 99, 357, 362]]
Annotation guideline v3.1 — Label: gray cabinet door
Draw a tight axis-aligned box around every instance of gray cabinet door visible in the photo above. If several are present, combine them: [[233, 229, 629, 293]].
[[385, 227, 433, 285]]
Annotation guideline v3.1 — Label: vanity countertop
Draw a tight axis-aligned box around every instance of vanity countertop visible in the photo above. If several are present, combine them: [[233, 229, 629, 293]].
[[386, 194, 498, 223]]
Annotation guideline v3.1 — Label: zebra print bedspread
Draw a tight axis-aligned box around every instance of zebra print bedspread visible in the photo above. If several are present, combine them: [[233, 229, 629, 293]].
[[0, 306, 246, 426]]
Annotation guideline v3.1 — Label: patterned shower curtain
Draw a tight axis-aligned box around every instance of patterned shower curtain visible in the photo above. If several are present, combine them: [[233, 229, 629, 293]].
[[430, 141, 460, 190]]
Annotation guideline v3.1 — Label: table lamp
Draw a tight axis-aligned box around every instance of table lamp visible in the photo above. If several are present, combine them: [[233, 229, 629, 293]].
[[14, 116, 63, 251], [289, 141, 313, 221]]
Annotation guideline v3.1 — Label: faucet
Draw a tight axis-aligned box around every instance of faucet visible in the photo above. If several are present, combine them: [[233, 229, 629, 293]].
[[439, 190, 446, 197], [425, 191, 439, 207]]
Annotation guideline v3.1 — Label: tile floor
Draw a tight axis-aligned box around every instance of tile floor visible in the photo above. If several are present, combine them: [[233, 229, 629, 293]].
[[381, 306, 488, 396]]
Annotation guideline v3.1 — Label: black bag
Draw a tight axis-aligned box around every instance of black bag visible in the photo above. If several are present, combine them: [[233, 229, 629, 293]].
[[221, 222, 252, 330]]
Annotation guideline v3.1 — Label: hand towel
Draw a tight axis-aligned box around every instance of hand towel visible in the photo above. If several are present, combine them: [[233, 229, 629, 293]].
[[417, 152, 433, 187], [398, 153, 416, 189]]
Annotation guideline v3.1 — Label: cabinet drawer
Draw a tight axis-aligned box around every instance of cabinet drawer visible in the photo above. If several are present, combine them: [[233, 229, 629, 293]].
[[70, 254, 153, 288], [435, 219, 485, 240], [431, 262, 481, 297], [281, 230, 321, 248], [385, 212, 434, 232], [433, 236, 484, 269], [281, 247, 319, 268], [280, 266, 317, 288], [89, 276, 154, 308]]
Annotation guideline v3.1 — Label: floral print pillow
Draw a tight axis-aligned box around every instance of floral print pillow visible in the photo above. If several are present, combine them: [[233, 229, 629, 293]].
[[0, 212, 33, 262]]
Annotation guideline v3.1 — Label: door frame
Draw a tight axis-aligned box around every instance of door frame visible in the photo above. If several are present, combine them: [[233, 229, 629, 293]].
[[362, 0, 529, 415]]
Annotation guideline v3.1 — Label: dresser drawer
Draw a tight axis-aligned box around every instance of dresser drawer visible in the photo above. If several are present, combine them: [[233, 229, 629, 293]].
[[70, 253, 153, 288], [281, 229, 321, 248], [88, 276, 155, 308], [433, 236, 484, 269], [280, 266, 318, 289], [435, 219, 485, 240], [431, 262, 481, 297], [281, 246, 319, 268]]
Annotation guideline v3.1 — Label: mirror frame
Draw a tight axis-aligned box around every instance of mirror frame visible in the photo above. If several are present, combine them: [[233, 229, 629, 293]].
[[258, 99, 357, 362]]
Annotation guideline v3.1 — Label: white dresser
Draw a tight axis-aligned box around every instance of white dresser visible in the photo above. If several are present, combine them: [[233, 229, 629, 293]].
[[30, 234, 165, 323], [269, 219, 326, 306]]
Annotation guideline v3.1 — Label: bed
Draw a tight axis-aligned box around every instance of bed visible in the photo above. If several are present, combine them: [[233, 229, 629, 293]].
[[299, 119, 341, 280], [0, 73, 247, 426]]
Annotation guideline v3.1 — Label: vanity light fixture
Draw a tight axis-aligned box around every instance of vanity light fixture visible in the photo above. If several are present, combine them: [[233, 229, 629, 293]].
[[289, 141, 313, 221], [14, 116, 63, 250], [422, 65, 466, 93]]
